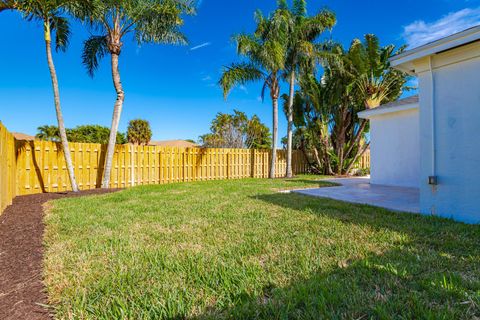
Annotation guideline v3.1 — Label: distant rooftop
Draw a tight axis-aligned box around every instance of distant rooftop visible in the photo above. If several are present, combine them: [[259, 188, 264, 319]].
[[149, 140, 198, 148], [12, 132, 35, 141], [390, 25, 480, 73]]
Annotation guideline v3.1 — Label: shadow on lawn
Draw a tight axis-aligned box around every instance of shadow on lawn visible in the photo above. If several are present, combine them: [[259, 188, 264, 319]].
[[194, 192, 480, 319], [282, 178, 337, 185]]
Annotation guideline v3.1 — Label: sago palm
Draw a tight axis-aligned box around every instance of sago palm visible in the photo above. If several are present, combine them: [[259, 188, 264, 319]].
[[81, 0, 195, 188], [0, 0, 88, 191], [271, 0, 335, 177], [220, 10, 287, 179]]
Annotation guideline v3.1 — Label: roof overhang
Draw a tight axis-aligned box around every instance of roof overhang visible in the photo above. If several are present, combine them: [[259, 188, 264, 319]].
[[390, 25, 480, 74], [358, 102, 419, 119]]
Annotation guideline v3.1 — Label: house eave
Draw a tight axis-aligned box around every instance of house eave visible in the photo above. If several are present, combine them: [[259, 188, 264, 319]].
[[358, 103, 419, 119], [390, 25, 480, 74]]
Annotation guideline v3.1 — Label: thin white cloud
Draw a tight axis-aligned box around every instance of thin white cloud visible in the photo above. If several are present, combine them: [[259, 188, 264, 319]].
[[201, 75, 212, 81], [190, 42, 211, 51], [239, 85, 248, 94], [402, 7, 480, 48]]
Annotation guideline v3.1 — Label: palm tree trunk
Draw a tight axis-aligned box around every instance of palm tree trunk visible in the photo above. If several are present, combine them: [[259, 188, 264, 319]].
[[286, 71, 295, 178], [44, 21, 78, 192], [344, 119, 367, 161], [345, 142, 370, 174], [269, 97, 278, 179], [102, 52, 125, 188]]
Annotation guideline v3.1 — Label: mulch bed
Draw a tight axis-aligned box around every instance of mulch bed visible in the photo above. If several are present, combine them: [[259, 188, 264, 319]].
[[0, 189, 119, 320]]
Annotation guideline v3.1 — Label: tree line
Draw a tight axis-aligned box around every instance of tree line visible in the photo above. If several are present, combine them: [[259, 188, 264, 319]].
[[36, 119, 152, 145]]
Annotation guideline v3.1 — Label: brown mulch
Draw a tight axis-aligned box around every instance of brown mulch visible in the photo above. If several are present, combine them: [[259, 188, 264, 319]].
[[0, 189, 119, 320]]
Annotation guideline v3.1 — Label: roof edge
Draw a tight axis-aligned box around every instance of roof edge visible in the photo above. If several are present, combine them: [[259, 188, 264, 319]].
[[358, 102, 419, 119], [390, 25, 480, 71]]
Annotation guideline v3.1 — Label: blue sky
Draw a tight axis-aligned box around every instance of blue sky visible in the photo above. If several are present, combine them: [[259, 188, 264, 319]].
[[1, 0, 480, 142]]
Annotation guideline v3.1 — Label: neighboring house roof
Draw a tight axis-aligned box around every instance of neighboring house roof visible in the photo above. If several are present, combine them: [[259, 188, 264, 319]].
[[12, 132, 35, 141], [390, 25, 480, 73], [148, 140, 198, 148], [358, 95, 419, 119]]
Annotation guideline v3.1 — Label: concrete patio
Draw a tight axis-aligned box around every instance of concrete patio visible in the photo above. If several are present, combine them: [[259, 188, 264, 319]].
[[294, 177, 420, 213]]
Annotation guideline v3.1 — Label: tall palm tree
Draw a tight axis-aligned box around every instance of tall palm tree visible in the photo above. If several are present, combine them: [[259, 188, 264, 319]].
[[220, 10, 287, 179], [82, 0, 195, 188], [0, 0, 87, 192], [272, 0, 335, 178]]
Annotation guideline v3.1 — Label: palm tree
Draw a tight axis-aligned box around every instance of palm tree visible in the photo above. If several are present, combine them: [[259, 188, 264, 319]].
[[272, 0, 335, 178], [0, 0, 87, 192], [219, 10, 287, 179], [82, 0, 195, 188], [36, 125, 60, 141]]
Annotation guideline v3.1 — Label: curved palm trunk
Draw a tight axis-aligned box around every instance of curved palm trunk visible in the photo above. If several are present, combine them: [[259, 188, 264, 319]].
[[286, 71, 295, 178], [269, 97, 278, 179], [102, 52, 124, 188], [44, 21, 78, 192]]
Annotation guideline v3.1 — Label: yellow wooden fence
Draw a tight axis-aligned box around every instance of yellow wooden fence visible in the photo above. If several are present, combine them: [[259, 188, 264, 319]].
[[1, 122, 370, 213], [354, 149, 370, 171], [15, 141, 308, 195], [0, 122, 16, 213]]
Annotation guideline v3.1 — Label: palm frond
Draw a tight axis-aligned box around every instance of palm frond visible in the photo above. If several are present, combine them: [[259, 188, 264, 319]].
[[234, 33, 260, 57], [276, 0, 287, 10], [0, 0, 15, 13], [62, 0, 96, 21], [136, 26, 187, 45], [261, 76, 269, 102], [260, 39, 286, 72], [303, 9, 335, 40], [293, 0, 307, 17], [50, 15, 70, 52], [219, 63, 265, 99], [131, 0, 190, 45], [82, 35, 108, 77], [364, 34, 381, 76]]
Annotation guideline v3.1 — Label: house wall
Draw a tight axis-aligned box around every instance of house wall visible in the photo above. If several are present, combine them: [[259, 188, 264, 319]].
[[415, 41, 480, 223], [369, 108, 420, 188]]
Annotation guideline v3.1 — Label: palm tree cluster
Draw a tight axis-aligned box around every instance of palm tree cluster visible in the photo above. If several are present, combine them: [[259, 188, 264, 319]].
[[220, 0, 336, 178], [1, 0, 195, 191], [221, 0, 409, 177], [292, 35, 410, 175]]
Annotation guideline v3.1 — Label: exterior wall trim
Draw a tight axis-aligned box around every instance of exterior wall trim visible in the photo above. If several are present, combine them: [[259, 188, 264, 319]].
[[358, 103, 419, 119]]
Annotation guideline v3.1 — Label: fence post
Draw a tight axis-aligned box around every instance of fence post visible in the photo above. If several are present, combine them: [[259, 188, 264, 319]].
[[227, 151, 230, 179], [130, 144, 135, 187]]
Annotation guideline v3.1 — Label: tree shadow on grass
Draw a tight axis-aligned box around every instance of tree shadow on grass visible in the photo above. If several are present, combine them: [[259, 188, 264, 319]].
[[281, 178, 339, 187], [192, 193, 480, 319]]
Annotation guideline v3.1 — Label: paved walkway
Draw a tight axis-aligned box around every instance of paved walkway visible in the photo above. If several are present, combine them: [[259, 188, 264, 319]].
[[294, 178, 420, 213]]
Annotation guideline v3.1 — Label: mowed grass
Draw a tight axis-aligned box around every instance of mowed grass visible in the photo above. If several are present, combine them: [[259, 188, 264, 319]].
[[44, 176, 480, 319]]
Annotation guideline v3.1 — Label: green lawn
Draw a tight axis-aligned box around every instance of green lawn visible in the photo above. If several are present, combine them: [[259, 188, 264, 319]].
[[44, 176, 480, 319]]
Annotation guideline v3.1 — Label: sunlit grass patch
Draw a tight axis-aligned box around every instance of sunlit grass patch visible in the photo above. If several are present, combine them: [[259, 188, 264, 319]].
[[44, 175, 480, 319]]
